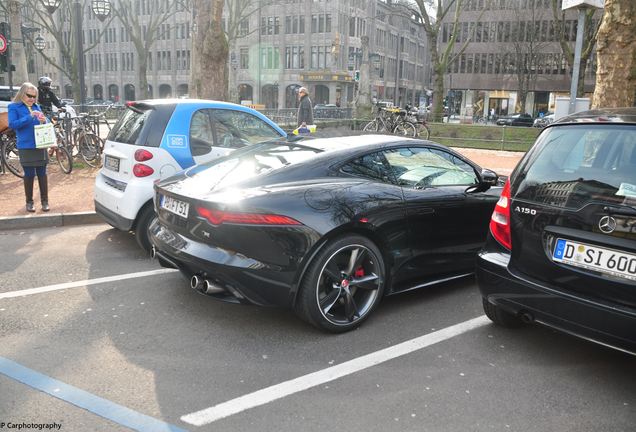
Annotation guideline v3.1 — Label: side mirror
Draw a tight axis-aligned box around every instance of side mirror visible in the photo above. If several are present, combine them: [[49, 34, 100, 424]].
[[480, 168, 498, 186]]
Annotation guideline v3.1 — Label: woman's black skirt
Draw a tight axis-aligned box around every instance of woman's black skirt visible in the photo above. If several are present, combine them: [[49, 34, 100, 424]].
[[19, 148, 49, 167]]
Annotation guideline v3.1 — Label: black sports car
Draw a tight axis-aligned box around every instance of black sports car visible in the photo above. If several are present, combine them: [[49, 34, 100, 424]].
[[149, 135, 502, 332]]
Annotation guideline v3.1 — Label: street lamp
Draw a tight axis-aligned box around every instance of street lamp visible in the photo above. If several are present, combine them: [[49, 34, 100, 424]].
[[34, 35, 46, 51], [40, 0, 111, 110]]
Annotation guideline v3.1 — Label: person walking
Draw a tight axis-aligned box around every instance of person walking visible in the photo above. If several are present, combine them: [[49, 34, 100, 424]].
[[8, 82, 51, 212], [297, 87, 314, 128], [37, 76, 64, 117]]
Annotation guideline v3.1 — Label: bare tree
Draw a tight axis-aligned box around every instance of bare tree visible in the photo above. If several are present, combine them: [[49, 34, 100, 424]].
[[190, 0, 228, 100], [9, 0, 114, 100], [504, 3, 552, 112], [592, 0, 636, 108], [113, 0, 187, 100], [551, 0, 601, 96], [412, 0, 486, 122]]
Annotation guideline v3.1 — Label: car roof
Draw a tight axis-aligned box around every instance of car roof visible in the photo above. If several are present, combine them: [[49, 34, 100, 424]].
[[554, 107, 636, 125], [291, 134, 416, 152], [129, 98, 253, 110]]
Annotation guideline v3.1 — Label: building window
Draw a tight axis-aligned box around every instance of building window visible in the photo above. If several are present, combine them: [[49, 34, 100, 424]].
[[240, 48, 249, 69]]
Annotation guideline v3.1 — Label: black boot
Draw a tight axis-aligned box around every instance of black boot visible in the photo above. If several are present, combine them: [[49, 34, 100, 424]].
[[38, 175, 50, 212], [24, 177, 35, 212]]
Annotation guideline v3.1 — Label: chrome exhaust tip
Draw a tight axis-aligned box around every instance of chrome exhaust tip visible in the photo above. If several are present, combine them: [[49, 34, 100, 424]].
[[203, 279, 224, 294], [190, 275, 203, 290]]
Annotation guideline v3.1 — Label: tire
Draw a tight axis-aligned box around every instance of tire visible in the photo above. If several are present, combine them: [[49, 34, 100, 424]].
[[482, 298, 524, 328], [393, 121, 416, 137], [79, 133, 103, 168], [296, 235, 385, 333], [135, 203, 158, 253], [415, 123, 431, 139], [54, 145, 73, 174], [2, 135, 24, 178], [363, 120, 378, 132]]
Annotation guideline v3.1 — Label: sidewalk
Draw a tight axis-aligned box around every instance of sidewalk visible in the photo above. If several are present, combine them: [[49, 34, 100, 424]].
[[0, 147, 524, 231]]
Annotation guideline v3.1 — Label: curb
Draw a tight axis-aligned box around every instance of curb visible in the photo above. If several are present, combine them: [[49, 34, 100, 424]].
[[0, 211, 104, 231]]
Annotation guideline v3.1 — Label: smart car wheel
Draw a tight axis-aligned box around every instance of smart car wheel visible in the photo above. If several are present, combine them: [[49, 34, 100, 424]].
[[482, 298, 524, 328], [297, 235, 385, 333], [135, 204, 158, 253]]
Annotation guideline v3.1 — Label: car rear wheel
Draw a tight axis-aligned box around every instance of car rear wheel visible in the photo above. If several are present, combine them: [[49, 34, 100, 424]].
[[135, 204, 158, 253], [482, 298, 524, 328], [297, 235, 385, 333]]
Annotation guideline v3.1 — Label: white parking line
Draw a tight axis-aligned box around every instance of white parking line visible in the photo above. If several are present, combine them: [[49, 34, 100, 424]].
[[0, 269, 178, 299], [182, 314, 491, 426]]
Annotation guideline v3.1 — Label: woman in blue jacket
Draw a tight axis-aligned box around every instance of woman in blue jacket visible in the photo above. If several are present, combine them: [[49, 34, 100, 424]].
[[8, 82, 50, 212]]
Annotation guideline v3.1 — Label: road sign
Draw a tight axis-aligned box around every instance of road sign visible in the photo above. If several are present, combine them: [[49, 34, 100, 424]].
[[0, 35, 7, 54]]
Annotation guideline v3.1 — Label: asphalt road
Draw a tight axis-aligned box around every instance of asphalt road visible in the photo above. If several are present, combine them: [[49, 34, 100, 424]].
[[0, 224, 634, 432]]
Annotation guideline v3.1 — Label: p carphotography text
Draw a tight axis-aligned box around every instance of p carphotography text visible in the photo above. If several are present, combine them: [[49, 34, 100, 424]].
[[0, 423, 62, 431]]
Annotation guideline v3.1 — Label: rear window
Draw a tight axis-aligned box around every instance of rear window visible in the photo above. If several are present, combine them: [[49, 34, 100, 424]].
[[107, 104, 174, 146], [515, 125, 636, 209]]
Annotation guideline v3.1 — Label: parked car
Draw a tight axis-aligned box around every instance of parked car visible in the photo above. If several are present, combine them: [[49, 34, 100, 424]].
[[496, 113, 534, 127], [94, 99, 286, 252], [477, 107, 636, 355], [533, 113, 555, 128], [150, 135, 502, 332]]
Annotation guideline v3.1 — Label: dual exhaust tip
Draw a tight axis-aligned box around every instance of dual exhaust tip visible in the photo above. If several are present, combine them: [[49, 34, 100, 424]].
[[190, 274, 224, 295]]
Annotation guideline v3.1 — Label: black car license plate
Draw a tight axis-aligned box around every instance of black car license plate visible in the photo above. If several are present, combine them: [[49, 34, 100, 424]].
[[553, 238, 636, 281], [104, 155, 120, 172]]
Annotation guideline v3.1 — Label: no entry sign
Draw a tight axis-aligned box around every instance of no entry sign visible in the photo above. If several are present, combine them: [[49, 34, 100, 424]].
[[0, 35, 7, 54]]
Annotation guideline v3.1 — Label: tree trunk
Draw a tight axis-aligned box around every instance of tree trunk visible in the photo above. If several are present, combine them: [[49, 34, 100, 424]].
[[592, 0, 636, 108], [190, 0, 228, 101]]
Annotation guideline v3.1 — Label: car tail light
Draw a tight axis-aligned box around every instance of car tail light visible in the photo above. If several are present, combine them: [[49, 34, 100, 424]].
[[135, 149, 153, 162], [133, 163, 154, 177], [490, 179, 512, 250], [196, 207, 301, 226]]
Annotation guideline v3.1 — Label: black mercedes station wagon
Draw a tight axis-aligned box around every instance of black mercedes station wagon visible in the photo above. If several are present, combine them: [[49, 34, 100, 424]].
[[477, 108, 636, 355]]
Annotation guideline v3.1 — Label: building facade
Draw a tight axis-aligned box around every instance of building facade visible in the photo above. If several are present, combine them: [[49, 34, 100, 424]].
[[440, 0, 601, 118], [2, 0, 431, 110]]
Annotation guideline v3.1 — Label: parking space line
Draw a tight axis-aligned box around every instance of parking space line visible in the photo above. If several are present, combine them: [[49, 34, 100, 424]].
[[0, 269, 178, 300], [182, 315, 491, 426], [0, 356, 188, 432]]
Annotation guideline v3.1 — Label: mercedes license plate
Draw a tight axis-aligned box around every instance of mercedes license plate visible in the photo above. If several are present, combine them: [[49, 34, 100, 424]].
[[104, 155, 120, 172], [553, 238, 636, 281], [160, 195, 189, 218]]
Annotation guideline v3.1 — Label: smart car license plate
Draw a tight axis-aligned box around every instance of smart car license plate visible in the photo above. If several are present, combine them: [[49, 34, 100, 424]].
[[553, 238, 636, 281], [104, 155, 120, 172], [160, 195, 189, 218]]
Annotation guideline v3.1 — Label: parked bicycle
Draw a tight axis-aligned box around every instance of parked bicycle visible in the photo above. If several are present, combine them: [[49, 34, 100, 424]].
[[405, 105, 431, 139], [1, 129, 23, 178], [363, 104, 416, 137]]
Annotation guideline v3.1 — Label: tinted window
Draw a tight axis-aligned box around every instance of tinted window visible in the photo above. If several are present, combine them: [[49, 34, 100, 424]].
[[213, 109, 281, 145], [107, 107, 153, 145], [341, 151, 395, 183], [516, 125, 636, 209], [384, 147, 478, 187]]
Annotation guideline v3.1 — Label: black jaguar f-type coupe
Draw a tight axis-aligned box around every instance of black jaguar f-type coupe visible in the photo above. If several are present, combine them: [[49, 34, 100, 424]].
[[149, 134, 502, 332]]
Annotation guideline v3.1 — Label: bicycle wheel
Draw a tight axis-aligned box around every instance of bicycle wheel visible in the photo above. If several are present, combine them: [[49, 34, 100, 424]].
[[416, 123, 431, 139], [393, 121, 416, 137], [79, 133, 103, 168], [362, 120, 379, 132], [54, 145, 73, 174], [1, 134, 24, 178]]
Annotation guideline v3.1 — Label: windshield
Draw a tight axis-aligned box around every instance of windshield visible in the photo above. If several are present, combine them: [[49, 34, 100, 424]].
[[515, 125, 636, 209]]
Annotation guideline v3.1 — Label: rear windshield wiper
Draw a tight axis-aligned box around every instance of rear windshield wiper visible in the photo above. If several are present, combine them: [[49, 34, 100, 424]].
[[603, 205, 636, 217]]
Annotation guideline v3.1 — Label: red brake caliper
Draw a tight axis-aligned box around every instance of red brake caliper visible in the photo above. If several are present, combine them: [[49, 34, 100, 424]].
[[354, 267, 365, 278]]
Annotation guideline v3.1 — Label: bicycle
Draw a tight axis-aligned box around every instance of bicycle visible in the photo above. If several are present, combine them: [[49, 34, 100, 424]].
[[405, 107, 431, 139], [70, 113, 104, 168], [363, 105, 416, 137], [1, 129, 23, 178]]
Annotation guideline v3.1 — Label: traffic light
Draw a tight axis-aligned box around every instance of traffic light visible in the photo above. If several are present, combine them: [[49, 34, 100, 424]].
[[354, 70, 360, 81]]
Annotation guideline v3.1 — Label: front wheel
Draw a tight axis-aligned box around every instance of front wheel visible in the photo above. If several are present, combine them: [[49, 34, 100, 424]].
[[415, 123, 431, 139], [362, 120, 378, 132], [393, 121, 416, 137], [296, 235, 385, 333], [54, 145, 73, 174], [2, 134, 24, 178]]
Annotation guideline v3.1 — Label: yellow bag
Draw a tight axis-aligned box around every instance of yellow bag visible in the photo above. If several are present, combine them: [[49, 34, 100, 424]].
[[292, 124, 317, 136]]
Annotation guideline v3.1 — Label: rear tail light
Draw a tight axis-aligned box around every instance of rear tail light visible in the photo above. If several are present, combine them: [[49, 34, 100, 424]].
[[196, 207, 301, 226], [133, 163, 154, 177], [135, 149, 154, 161], [490, 179, 512, 250]]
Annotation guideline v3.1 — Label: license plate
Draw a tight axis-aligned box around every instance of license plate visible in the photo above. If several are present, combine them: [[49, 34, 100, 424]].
[[104, 155, 120, 172], [553, 238, 636, 281], [160, 195, 189, 218]]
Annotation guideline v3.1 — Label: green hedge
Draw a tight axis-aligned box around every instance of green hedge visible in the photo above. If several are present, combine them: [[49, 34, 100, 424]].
[[428, 123, 540, 152]]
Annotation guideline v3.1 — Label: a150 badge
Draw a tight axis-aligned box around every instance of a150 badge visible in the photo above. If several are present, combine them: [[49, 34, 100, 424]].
[[514, 206, 537, 215]]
